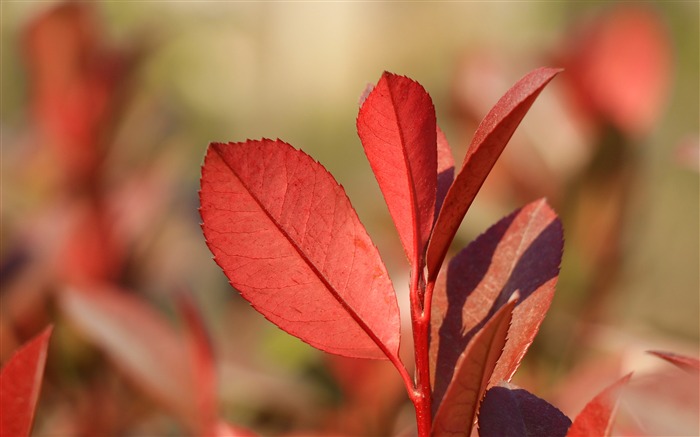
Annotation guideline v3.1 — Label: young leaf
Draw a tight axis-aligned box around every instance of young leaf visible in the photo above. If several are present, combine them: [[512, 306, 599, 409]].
[[426, 67, 561, 279], [435, 125, 455, 219], [431, 300, 515, 437], [0, 326, 53, 437], [200, 139, 400, 360], [648, 350, 700, 373], [430, 199, 562, 407], [478, 382, 571, 437], [566, 373, 632, 437], [357, 72, 437, 266]]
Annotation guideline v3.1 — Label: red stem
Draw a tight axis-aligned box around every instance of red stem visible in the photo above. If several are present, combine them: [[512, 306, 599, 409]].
[[410, 263, 432, 436]]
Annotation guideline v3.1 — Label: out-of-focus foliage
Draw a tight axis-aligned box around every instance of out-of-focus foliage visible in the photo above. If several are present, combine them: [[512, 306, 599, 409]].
[[1, 1, 697, 436]]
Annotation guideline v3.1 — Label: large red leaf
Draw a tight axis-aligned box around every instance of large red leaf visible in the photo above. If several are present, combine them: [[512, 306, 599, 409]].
[[426, 67, 561, 279], [478, 382, 571, 437], [200, 139, 399, 360], [0, 326, 52, 437], [430, 199, 562, 410], [648, 350, 700, 374], [58, 286, 195, 426], [357, 72, 437, 266], [431, 300, 515, 437], [566, 373, 632, 437]]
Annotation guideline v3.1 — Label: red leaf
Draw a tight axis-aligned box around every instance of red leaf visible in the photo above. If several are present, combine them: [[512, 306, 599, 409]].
[[58, 286, 195, 426], [478, 382, 571, 437], [567, 373, 632, 437], [200, 139, 400, 360], [648, 350, 700, 374], [0, 326, 53, 437], [357, 72, 437, 266], [431, 300, 515, 437], [435, 125, 455, 220], [177, 292, 218, 435], [561, 5, 672, 136], [426, 67, 561, 279], [22, 2, 135, 185], [430, 199, 562, 409]]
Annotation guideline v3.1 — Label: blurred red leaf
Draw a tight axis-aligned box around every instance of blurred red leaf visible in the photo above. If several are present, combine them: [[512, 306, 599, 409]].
[[430, 199, 562, 408], [648, 350, 700, 374], [176, 292, 218, 435], [426, 67, 561, 279], [56, 202, 124, 285], [22, 2, 134, 186], [431, 300, 515, 437], [561, 5, 672, 136], [478, 382, 571, 437], [567, 373, 632, 437], [0, 326, 53, 437], [213, 421, 258, 436], [58, 286, 195, 426], [357, 72, 437, 266], [200, 139, 400, 360]]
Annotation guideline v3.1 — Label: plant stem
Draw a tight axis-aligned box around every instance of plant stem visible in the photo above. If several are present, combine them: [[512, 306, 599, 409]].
[[410, 263, 432, 436]]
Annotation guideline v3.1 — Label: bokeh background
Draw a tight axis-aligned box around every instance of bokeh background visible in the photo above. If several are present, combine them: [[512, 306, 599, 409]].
[[1, 1, 698, 436]]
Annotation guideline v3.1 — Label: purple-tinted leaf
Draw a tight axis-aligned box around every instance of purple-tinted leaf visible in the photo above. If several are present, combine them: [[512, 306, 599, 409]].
[[357, 72, 437, 267], [0, 326, 52, 437], [567, 373, 632, 437], [431, 301, 514, 437], [430, 199, 562, 409], [478, 382, 571, 437], [435, 124, 455, 219], [200, 139, 399, 360], [648, 350, 700, 374], [426, 67, 562, 279]]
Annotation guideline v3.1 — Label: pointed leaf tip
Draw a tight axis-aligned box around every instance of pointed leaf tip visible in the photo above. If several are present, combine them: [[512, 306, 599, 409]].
[[0, 326, 53, 437], [430, 199, 563, 407], [431, 300, 515, 437], [648, 350, 700, 373], [427, 67, 561, 279], [357, 73, 437, 267], [200, 139, 400, 360], [567, 373, 632, 437]]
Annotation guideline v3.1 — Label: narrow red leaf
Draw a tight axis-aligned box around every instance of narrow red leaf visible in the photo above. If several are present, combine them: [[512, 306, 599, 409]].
[[566, 373, 632, 437], [200, 139, 400, 360], [430, 199, 562, 409], [648, 350, 700, 374], [431, 300, 515, 437], [435, 124, 455, 220], [0, 326, 53, 437], [177, 292, 218, 435], [58, 286, 195, 424], [357, 72, 437, 266], [426, 67, 561, 279], [478, 382, 571, 437]]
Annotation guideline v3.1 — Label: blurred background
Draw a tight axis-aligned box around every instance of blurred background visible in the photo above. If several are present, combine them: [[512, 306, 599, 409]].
[[1, 1, 698, 436]]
